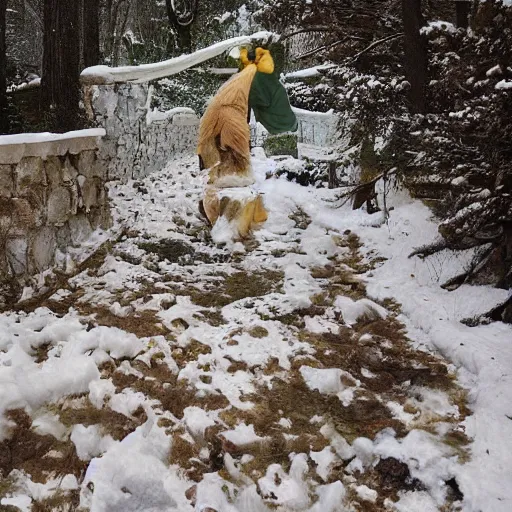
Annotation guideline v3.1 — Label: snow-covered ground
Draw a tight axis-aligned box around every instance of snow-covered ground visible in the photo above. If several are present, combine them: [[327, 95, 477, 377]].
[[0, 152, 510, 512]]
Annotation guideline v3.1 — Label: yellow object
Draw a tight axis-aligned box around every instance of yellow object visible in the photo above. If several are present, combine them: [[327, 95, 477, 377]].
[[239, 47, 274, 74], [240, 47, 251, 68], [255, 48, 274, 74], [202, 185, 268, 239]]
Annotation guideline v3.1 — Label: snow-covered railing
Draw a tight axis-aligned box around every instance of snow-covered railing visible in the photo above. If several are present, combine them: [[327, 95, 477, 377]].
[[81, 31, 276, 85]]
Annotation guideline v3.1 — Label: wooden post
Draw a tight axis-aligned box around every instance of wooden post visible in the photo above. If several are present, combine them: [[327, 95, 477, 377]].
[[455, 0, 471, 29]]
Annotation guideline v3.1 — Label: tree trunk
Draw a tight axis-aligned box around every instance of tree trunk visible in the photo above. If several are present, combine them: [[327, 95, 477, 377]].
[[41, 0, 81, 132], [0, 0, 8, 134], [455, 0, 471, 29], [83, 0, 100, 66], [402, 0, 428, 114], [165, 0, 196, 54]]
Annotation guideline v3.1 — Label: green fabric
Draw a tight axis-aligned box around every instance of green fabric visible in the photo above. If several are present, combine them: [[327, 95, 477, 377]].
[[249, 71, 298, 135]]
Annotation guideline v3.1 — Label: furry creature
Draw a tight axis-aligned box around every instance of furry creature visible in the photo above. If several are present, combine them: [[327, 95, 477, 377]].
[[197, 48, 274, 188], [197, 47, 273, 236], [197, 63, 258, 188]]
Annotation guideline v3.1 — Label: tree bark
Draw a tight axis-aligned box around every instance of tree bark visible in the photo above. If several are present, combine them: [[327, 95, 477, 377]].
[[165, 0, 198, 54], [455, 0, 471, 29], [41, 0, 81, 132], [402, 0, 428, 114], [0, 0, 8, 134]]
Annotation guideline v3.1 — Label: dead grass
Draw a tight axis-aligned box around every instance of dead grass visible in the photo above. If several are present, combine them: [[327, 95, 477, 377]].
[[186, 269, 284, 309], [0, 410, 86, 484], [31, 490, 80, 512], [79, 303, 170, 338], [289, 208, 312, 230], [56, 398, 147, 442]]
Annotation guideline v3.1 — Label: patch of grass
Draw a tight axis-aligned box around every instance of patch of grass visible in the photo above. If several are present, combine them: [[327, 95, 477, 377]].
[[0, 409, 86, 484], [184, 269, 284, 309], [31, 490, 80, 512], [248, 326, 269, 339], [58, 400, 147, 441], [79, 303, 170, 338], [138, 239, 195, 264], [289, 208, 312, 230]]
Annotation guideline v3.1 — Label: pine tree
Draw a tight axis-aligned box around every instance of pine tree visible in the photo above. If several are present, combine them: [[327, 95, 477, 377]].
[[83, 0, 101, 67], [41, 0, 80, 132], [0, 0, 8, 134]]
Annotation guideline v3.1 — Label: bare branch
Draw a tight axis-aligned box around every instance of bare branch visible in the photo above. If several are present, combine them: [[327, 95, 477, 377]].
[[350, 32, 404, 61], [295, 36, 366, 61], [281, 26, 335, 41]]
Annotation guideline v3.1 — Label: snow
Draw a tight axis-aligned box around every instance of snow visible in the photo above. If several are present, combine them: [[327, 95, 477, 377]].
[[71, 424, 116, 461], [183, 406, 216, 438], [0, 128, 106, 145], [221, 423, 266, 446], [356, 484, 378, 503], [334, 295, 388, 326], [310, 447, 337, 481], [420, 21, 457, 36], [284, 64, 336, 79], [81, 31, 277, 84], [496, 79, 512, 90], [1, 146, 511, 511], [300, 365, 356, 400]]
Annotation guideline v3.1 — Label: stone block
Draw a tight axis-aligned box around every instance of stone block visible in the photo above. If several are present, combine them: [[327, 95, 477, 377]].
[[30, 226, 57, 271], [15, 156, 47, 197], [0, 197, 41, 237], [88, 204, 112, 231], [47, 186, 72, 225], [0, 143, 25, 165], [0, 165, 14, 197], [6, 237, 28, 276], [80, 177, 104, 211], [56, 223, 71, 250], [172, 114, 200, 126], [74, 150, 106, 179], [62, 156, 79, 184], [92, 86, 118, 117], [69, 214, 93, 246], [44, 156, 62, 187]]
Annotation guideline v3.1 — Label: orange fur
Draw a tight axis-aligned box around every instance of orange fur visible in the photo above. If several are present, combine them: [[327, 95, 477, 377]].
[[197, 64, 258, 184]]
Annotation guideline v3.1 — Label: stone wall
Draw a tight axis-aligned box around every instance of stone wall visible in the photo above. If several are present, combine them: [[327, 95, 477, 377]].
[[85, 82, 343, 183], [0, 130, 109, 282], [85, 83, 199, 182]]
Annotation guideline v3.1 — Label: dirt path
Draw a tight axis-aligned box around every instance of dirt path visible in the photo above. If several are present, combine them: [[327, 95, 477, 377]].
[[0, 155, 469, 511]]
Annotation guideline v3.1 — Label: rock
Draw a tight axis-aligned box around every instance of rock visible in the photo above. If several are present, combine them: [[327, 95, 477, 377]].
[[30, 226, 57, 271], [185, 485, 197, 506], [6, 237, 28, 275], [80, 177, 103, 212], [15, 156, 47, 197], [0, 165, 14, 197], [68, 214, 93, 246], [47, 186, 72, 225]]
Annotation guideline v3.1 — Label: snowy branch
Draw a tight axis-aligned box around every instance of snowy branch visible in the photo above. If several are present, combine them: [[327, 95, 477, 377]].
[[81, 31, 277, 84]]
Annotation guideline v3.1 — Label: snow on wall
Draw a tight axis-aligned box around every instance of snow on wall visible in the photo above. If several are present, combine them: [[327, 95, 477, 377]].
[[0, 130, 110, 280], [85, 83, 200, 182]]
